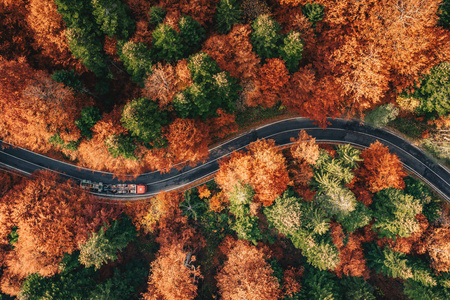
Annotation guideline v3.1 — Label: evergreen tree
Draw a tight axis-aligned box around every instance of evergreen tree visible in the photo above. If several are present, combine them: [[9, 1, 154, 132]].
[[54, 0, 98, 31], [299, 265, 341, 299], [372, 188, 422, 239], [54, 0, 110, 78], [301, 3, 324, 26], [121, 97, 168, 147], [366, 243, 413, 280], [91, 0, 135, 39], [20, 252, 96, 300], [364, 103, 399, 128], [280, 31, 303, 73], [52, 70, 83, 90], [228, 183, 254, 218], [79, 216, 137, 270], [187, 52, 221, 83], [152, 24, 184, 63], [339, 202, 372, 233], [335, 144, 362, 170], [75, 106, 101, 139], [232, 215, 263, 245], [305, 240, 341, 271], [105, 133, 137, 159], [251, 14, 281, 62], [316, 186, 357, 221], [439, 0, 450, 28], [148, 6, 167, 27], [118, 40, 153, 86], [404, 176, 441, 223], [215, 0, 242, 34], [180, 189, 208, 221], [264, 192, 303, 237], [340, 276, 376, 300], [179, 15, 206, 55], [300, 201, 330, 235], [174, 53, 240, 119], [403, 279, 449, 300], [66, 27, 110, 78], [88, 260, 149, 300], [414, 62, 450, 118]]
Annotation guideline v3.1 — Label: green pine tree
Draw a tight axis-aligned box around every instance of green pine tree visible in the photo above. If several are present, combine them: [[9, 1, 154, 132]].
[[215, 0, 242, 34]]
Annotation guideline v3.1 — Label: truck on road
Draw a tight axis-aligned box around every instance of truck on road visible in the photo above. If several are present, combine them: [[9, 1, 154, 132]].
[[80, 180, 147, 194]]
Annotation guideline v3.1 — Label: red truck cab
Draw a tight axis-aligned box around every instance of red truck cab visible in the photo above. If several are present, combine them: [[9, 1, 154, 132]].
[[136, 185, 147, 194]]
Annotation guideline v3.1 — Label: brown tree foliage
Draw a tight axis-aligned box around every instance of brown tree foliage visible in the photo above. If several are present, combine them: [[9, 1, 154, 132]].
[[276, 0, 450, 119], [76, 106, 150, 176], [216, 239, 281, 300], [1, 171, 120, 278], [143, 60, 193, 108], [0, 1, 33, 59], [275, 0, 306, 6], [144, 63, 178, 107], [357, 140, 407, 193], [282, 267, 303, 298], [385, 214, 430, 255], [0, 58, 86, 154], [202, 24, 260, 83], [247, 58, 290, 108], [143, 242, 202, 300], [123, 0, 152, 21], [159, 0, 219, 26], [290, 130, 320, 165], [26, 0, 84, 71], [216, 139, 289, 206], [331, 222, 369, 279], [208, 191, 228, 213], [126, 191, 182, 235], [283, 68, 344, 127], [332, 41, 390, 113], [197, 185, 211, 199], [426, 227, 450, 272], [207, 108, 238, 139], [165, 118, 211, 166], [324, 0, 449, 113], [0, 270, 22, 297]]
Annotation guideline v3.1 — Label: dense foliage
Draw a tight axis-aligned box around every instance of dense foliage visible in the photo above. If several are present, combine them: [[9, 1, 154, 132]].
[[0, 0, 448, 176], [0, 132, 449, 298]]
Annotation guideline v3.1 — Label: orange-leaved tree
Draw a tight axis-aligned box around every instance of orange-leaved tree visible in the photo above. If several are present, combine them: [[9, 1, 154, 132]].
[[143, 59, 193, 108], [357, 140, 407, 193], [26, 0, 84, 70], [143, 242, 202, 300], [0, 57, 85, 153], [247, 58, 290, 108], [2, 171, 120, 279], [216, 139, 289, 206], [203, 24, 260, 83], [216, 239, 281, 300], [330, 222, 369, 278], [165, 118, 211, 166], [290, 130, 320, 165], [426, 227, 450, 272], [207, 108, 238, 139]]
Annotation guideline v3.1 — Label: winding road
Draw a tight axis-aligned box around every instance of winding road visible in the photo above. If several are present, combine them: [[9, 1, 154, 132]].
[[0, 118, 449, 202]]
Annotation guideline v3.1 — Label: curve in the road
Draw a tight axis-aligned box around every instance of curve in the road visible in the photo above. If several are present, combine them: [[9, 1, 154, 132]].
[[0, 118, 449, 202]]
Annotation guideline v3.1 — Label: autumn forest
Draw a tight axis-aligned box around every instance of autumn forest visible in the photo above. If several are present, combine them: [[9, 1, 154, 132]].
[[1, 0, 450, 299]]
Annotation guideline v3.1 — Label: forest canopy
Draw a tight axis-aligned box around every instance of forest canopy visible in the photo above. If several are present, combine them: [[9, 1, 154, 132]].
[[0, 135, 448, 299], [0, 0, 448, 175]]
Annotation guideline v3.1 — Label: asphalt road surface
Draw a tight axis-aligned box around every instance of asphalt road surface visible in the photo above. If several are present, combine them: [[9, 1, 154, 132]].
[[0, 118, 449, 202]]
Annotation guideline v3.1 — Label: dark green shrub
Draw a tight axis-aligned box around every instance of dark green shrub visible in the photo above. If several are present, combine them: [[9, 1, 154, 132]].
[[75, 106, 101, 139], [215, 0, 242, 34], [149, 6, 167, 27]]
